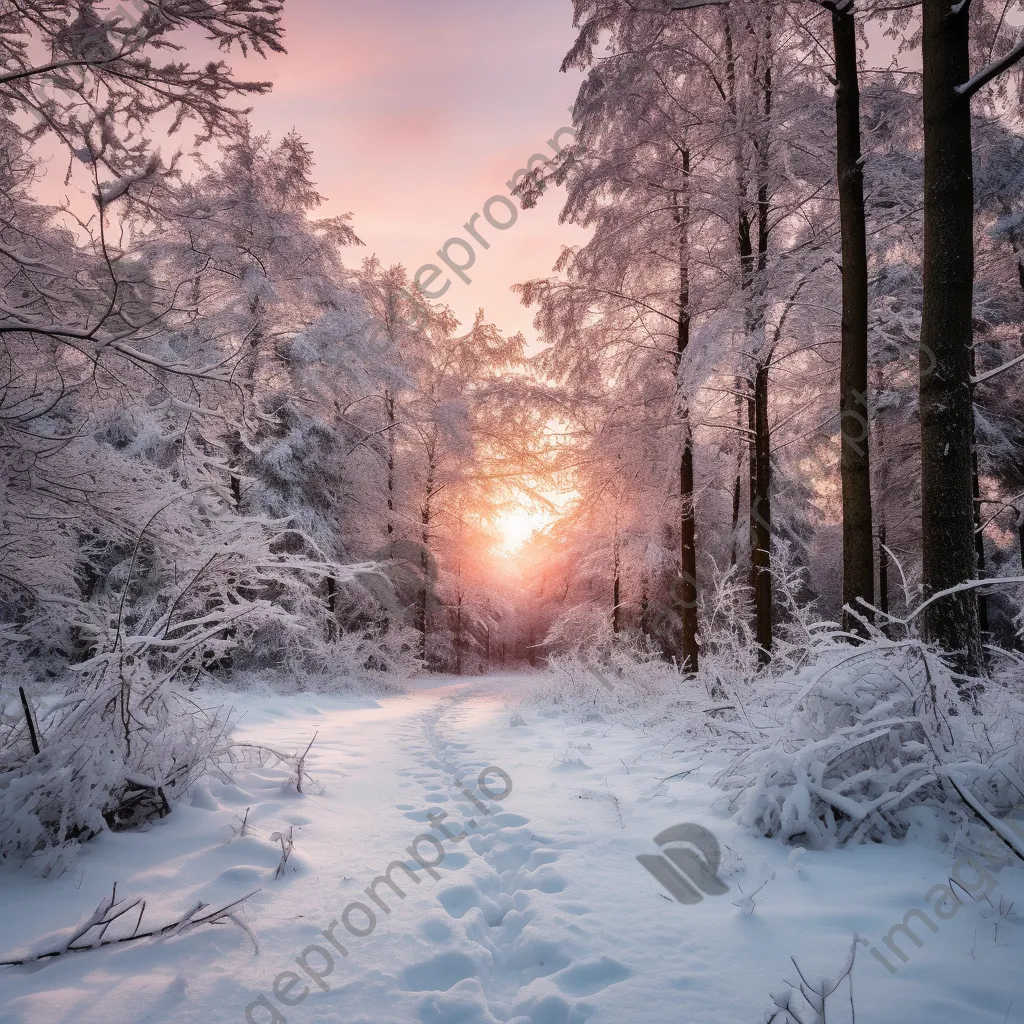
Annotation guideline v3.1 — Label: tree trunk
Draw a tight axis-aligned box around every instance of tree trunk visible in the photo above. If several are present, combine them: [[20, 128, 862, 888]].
[[751, 361, 773, 662], [385, 391, 396, 553], [417, 458, 435, 663], [1018, 510, 1024, 571], [746, 9, 774, 663], [612, 529, 621, 636], [724, 11, 744, 576], [832, 5, 874, 634], [968, 349, 990, 641], [1005, 213, 1024, 295], [679, 436, 698, 669], [231, 294, 264, 507], [729, 390, 743, 568], [919, 1, 983, 678], [673, 157, 699, 673], [972, 442, 989, 638], [872, 361, 889, 628], [326, 575, 338, 642], [878, 523, 889, 619], [455, 580, 463, 676]]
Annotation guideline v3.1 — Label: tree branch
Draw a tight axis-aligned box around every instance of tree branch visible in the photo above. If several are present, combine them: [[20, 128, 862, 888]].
[[957, 37, 1024, 99]]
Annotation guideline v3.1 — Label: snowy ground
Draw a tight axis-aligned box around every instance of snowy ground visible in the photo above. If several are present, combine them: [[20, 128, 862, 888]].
[[2, 673, 1022, 1024]]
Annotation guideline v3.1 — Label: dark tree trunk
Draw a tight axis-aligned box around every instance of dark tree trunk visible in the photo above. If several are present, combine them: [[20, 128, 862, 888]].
[[673, 156, 699, 673], [751, 362, 773, 663], [878, 524, 889, 618], [969, 349, 990, 641], [919, 1, 983, 678], [724, 12, 744, 576], [326, 575, 338, 642], [1019, 512, 1024, 571], [1006, 214, 1024, 295], [385, 391, 396, 552], [729, 390, 743, 568], [972, 443, 989, 638], [455, 583, 463, 676], [832, 5, 874, 634], [679, 437, 698, 669], [747, 9, 774, 663], [612, 530, 621, 635], [417, 459, 435, 663]]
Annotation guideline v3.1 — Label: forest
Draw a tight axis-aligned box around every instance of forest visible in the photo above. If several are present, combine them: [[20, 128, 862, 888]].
[[2, 3, 1024, 1023]]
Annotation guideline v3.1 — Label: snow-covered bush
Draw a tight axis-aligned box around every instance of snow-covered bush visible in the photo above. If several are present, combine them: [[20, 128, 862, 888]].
[[233, 625, 419, 695], [718, 633, 1024, 847], [0, 666, 235, 873], [519, 638, 723, 745], [0, 485, 377, 869]]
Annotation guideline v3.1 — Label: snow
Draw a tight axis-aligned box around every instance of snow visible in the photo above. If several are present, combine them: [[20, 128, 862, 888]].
[[1, 674, 1022, 1024]]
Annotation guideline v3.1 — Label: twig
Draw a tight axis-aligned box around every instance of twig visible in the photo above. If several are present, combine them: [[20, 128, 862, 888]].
[[18, 686, 40, 755], [270, 826, 295, 879], [0, 885, 260, 966]]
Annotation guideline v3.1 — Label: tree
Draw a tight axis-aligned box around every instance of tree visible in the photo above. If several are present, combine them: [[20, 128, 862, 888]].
[[916, 0, 1024, 678], [828, 1, 874, 633], [2, 0, 284, 179]]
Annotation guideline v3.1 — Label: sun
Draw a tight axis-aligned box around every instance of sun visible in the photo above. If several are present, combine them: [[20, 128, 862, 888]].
[[494, 507, 550, 555]]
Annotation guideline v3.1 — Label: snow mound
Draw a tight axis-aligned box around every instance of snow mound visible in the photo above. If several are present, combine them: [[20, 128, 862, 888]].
[[718, 639, 1024, 848]]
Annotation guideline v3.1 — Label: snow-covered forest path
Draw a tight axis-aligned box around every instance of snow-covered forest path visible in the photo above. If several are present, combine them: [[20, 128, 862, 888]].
[[2, 675, 1023, 1024]]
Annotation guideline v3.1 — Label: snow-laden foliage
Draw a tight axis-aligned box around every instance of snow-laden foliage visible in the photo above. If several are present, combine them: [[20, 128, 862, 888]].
[[235, 627, 421, 695], [721, 639, 958, 847], [526, 561, 1024, 851], [0, 671, 234, 873], [0, 17, 538, 865], [705, 561, 1024, 848]]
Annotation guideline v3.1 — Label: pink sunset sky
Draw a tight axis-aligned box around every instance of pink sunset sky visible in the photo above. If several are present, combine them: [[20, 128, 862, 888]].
[[247, 1, 591, 346]]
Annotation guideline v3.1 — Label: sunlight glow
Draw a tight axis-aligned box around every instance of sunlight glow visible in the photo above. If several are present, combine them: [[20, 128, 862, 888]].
[[494, 508, 551, 555]]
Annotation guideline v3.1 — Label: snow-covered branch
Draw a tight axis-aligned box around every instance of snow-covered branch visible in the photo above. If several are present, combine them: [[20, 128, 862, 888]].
[[0, 884, 259, 966], [957, 37, 1024, 99]]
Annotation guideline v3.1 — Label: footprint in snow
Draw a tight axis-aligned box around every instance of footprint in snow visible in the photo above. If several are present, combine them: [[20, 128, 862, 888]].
[[401, 951, 479, 992], [554, 957, 632, 996], [518, 869, 568, 894], [437, 884, 507, 925], [509, 993, 590, 1024], [418, 918, 452, 943], [505, 938, 571, 980], [491, 812, 529, 828]]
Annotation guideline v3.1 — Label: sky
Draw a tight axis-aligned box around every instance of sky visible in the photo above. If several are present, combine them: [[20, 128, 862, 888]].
[[244, 0, 592, 347]]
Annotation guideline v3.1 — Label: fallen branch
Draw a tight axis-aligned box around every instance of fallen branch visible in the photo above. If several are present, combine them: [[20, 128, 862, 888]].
[[0, 884, 260, 966]]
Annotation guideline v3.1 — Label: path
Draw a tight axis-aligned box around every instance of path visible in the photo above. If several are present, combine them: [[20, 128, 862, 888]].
[[2, 675, 1022, 1024]]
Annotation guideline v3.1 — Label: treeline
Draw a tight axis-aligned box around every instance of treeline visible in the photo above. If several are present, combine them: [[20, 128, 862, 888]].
[[0, 2, 536, 690], [516, 0, 1024, 685]]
